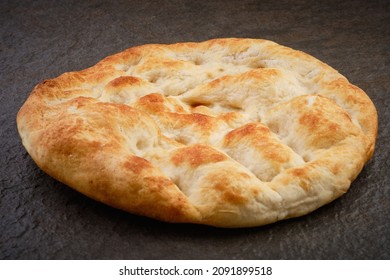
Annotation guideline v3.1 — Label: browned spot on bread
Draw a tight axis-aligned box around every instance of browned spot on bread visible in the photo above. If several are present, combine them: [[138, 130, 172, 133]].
[[225, 123, 269, 143], [168, 112, 216, 131], [137, 93, 166, 113], [288, 167, 312, 191], [299, 112, 321, 130], [43, 117, 115, 160], [124, 155, 152, 174], [136, 94, 187, 114], [204, 171, 250, 206], [108, 76, 143, 88], [174, 104, 186, 113], [243, 68, 279, 80], [185, 113, 213, 127], [140, 93, 165, 103], [299, 110, 340, 133], [172, 144, 227, 167], [290, 167, 306, 177], [220, 112, 240, 123], [214, 183, 247, 205], [261, 143, 291, 163], [225, 123, 290, 164], [331, 163, 341, 175], [141, 176, 176, 194]]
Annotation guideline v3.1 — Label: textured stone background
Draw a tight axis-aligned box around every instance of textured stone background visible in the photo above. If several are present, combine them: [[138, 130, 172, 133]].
[[1, 0, 389, 259]]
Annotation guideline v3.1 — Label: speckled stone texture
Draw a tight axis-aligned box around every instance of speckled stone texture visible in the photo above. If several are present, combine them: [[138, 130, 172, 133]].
[[1, 0, 389, 259]]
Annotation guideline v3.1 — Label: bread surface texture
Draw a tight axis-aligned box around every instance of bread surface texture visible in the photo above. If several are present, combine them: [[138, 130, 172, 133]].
[[17, 38, 377, 227]]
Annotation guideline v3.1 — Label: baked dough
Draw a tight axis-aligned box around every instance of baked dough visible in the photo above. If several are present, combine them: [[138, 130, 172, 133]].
[[17, 38, 377, 227]]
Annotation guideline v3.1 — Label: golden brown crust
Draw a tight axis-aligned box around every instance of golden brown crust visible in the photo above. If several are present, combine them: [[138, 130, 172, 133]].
[[17, 38, 377, 227]]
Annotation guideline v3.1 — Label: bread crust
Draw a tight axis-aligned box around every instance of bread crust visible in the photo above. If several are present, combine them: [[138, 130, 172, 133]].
[[17, 38, 377, 227]]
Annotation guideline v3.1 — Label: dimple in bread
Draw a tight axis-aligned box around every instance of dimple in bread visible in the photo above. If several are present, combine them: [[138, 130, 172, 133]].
[[17, 38, 377, 227]]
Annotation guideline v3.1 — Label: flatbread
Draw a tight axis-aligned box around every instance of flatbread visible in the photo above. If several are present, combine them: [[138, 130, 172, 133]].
[[17, 38, 377, 227]]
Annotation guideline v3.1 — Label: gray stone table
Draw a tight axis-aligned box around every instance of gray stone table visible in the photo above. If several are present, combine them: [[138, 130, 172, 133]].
[[1, 0, 389, 259]]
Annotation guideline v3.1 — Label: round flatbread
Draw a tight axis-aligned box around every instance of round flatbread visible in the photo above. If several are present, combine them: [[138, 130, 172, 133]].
[[17, 38, 377, 227]]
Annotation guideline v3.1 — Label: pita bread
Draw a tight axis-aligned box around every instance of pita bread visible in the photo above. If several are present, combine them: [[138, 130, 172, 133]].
[[17, 38, 377, 227]]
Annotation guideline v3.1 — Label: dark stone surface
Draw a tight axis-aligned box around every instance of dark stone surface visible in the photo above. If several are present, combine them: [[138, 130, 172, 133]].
[[1, 0, 389, 259]]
